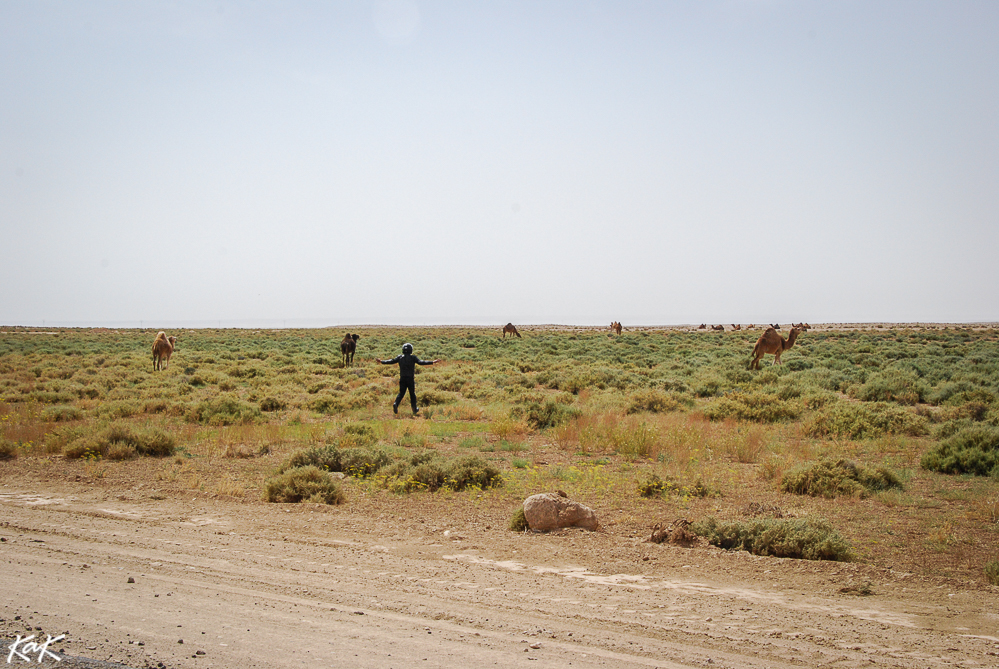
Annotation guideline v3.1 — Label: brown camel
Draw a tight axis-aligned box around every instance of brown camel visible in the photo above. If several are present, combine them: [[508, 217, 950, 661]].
[[731, 324, 742, 331], [750, 327, 802, 370], [502, 323, 522, 338], [610, 321, 622, 335], [770, 323, 781, 330], [697, 324, 707, 330], [711, 325, 724, 331], [793, 322, 811, 331], [152, 331, 177, 371], [340, 333, 360, 367], [747, 324, 756, 329]]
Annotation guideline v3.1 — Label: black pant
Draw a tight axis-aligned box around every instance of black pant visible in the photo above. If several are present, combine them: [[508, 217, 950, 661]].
[[395, 377, 418, 412]]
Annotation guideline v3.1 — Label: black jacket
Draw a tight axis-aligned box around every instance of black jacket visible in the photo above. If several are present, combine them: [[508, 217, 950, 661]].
[[380, 353, 434, 379]]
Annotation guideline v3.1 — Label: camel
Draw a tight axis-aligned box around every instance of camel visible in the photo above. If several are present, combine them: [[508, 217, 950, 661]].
[[152, 332, 177, 371], [610, 321, 622, 335], [502, 323, 522, 338], [749, 327, 802, 370], [731, 324, 742, 331], [793, 322, 811, 331], [747, 324, 756, 329], [711, 325, 724, 331], [697, 324, 707, 330], [340, 333, 360, 367], [770, 323, 781, 330]]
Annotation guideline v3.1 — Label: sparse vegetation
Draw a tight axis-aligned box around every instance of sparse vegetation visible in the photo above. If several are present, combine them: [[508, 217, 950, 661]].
[[1, 325, 998, 582]]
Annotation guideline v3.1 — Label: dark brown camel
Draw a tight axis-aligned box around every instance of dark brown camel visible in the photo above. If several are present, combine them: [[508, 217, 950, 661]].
[[340, 333, 360, 366], [502, 323, 522, 338], [750, 327, 802, 370], [697, 324, 707, 330], [711, 325, 725, 331], [731, 324, 742, 331]]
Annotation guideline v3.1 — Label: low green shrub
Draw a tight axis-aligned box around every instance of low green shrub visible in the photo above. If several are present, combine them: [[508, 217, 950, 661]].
[[281, 443, 390, 478], [805, 401, 928, 439], [921, 426, 999, 477], [691, 516, 853, 561], [259, 397, 286, 412], [64, 422, 176, 459], [781, 459, 903, 498], [638, 473, 675, 498], [852, 369, 926, 405], [41, 405, 82, 422], [0, 438, 16, 460], [509, 506, 529, 531], [986, 559, 999, 586], [626, 389, 689, 414], [188, 394, 262, 425], [514, 400, 581, 429], [704, 392, 802, 423], [264, 466, 346, 504]]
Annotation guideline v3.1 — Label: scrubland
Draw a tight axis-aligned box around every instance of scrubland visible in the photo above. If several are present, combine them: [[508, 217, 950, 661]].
[[2, 324, 998, 584]]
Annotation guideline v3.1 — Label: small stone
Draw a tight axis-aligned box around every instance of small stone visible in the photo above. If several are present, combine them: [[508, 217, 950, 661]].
[[127, 577, 135, 584], [178, 639, 184, 644], [196, 650, 206, 655]]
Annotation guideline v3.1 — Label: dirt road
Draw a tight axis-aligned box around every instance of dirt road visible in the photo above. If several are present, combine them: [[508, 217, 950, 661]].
[[2, 484, 998, 668]]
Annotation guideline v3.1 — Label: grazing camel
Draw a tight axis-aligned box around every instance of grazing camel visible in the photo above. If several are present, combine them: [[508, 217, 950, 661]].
[[750, 327, 803, 370], [610, 321, 623, 335], [152, 332, 177, 371], [340, 333, 360, 367], [502, 323, 522, 338], [731, 324, 742, 331], [711, 325, 725, 331]]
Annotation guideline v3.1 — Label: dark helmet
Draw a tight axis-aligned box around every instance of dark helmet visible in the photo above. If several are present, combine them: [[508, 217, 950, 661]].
[[402, 343, 413, 355]]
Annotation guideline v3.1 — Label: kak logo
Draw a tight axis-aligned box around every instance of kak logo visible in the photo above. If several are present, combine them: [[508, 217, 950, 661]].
[[6, 634, 63, 663]]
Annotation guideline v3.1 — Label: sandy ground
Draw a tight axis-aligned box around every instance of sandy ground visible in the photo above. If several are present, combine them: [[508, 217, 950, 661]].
[[3, 481, 999, 669]]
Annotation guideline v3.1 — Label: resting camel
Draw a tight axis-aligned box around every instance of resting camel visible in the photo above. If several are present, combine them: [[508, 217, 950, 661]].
[[770, 323, 781, 330], [697, 324, 707, 330], [340, 333, 360, 367], [749, 327, 802, 370], [793, 322, 811, 331], [610, 321, 622, 335], [747, 324, 756, 329], [502, 323, 522, 338], [731, 324, 742, 331], [152, 332, 177, 371], [711, 325, 724, 331]]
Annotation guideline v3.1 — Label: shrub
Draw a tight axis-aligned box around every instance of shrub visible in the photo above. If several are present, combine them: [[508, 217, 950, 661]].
[[781, 459, 903, 499], [638, 473, 676, 498], [259, 397, 286, 412], [691, 516, 853, 561], [41, 405, 82, 422], [852, 369, 927, 405], [282, 444, 390, 478], [509, 506, 529, 531], [921, 426, 999, 477], [445, 455, 503, 490], [515, 400, 581, 430], [704, 392, 802, 423], [626, 389, 688, 414], [805, 402, 928, 439], [986, 559, 999, 586], [0, 438, 16, 460], [64, 423, 176, 459], [188, 395, 262, 425], [264, 466, 346, 505]]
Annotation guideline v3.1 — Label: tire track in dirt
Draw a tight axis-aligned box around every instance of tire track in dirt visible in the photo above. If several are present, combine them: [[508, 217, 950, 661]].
[[3, 491, 998, 668]]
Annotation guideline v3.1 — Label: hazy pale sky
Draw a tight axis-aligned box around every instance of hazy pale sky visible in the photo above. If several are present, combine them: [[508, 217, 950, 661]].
[[2, 1, 997, 327]]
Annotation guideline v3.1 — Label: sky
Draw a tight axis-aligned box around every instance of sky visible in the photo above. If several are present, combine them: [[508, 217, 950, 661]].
[[2, 1, 998, 328]]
